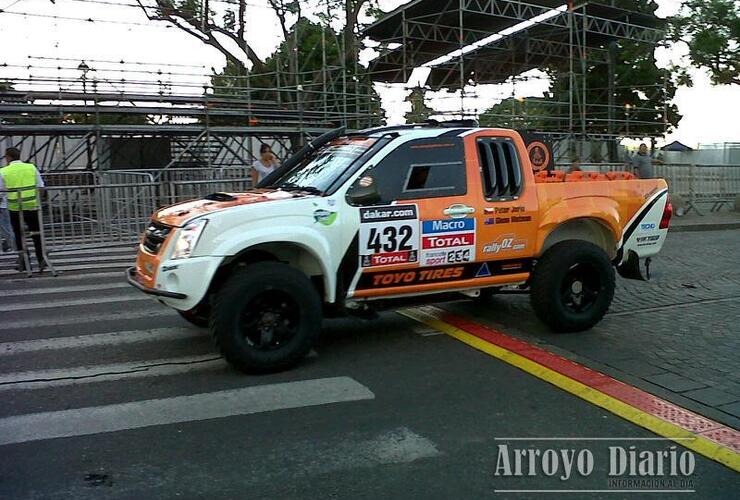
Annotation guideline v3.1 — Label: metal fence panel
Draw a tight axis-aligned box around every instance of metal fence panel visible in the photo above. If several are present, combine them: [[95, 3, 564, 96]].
[[42, 182, 157, 252]]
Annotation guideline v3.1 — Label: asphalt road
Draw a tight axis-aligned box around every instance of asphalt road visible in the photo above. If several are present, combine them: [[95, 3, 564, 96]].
[[0, 231, 738, 499]]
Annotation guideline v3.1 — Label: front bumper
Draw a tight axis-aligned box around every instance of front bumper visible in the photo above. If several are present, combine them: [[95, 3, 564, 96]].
[[126, 266, 188, 299]]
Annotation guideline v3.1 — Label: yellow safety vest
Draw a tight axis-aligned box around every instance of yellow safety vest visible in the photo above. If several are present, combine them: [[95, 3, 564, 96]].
[[0, 162, 39, 211]]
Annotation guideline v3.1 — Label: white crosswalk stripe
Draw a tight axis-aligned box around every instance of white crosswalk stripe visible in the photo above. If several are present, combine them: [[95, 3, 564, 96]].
[[0, 327, 204, 356], [0, 293, 152, 312], [0, 308, 175, 331], [0, 282, 131, 297], [0, 377, 375, 445], [0, 354, 225, 391], [0, 267, 384, 453], [1, 270, 126, 284]]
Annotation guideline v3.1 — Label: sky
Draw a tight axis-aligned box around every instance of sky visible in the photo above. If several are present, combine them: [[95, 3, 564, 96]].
[[0, 0, 738, 147]]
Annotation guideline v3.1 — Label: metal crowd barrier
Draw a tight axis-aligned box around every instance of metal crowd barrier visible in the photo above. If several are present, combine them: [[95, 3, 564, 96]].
[[41, 181, 158, 252], [164, 178, 253, 206], [2, 171, 255, 276], [11, 163, 732, 272]]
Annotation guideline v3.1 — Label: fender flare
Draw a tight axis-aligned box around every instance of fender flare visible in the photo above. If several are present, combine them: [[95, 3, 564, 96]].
[[210, 227, 337, 303], [536, 197, 622, 257]]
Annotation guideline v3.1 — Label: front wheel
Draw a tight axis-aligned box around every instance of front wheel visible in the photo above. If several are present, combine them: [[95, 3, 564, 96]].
[[530, 240, 615, 333], [210, 263, 322, 373]]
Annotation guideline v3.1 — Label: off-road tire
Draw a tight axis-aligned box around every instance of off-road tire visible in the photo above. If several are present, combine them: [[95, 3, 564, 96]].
[[210, 262, 322, 373], [530, 240, 615, 333]]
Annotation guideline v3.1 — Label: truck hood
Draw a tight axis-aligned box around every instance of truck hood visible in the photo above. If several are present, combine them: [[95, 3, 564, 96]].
[[154, 189, 310, 227]]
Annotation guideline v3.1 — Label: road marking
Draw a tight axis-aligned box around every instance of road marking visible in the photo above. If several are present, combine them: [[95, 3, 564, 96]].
[[0, 327, 203, 356], [0, 271, 125, 284], [0, 294, 152, 312], [0, 354, 224, 391], [32, 255, 134, 265], [0, 308, 174, 331], [400, 306, 740, 473], [0, 376, 374, 445], [0, 262, 130, 278], [0, 282, 131, 297]]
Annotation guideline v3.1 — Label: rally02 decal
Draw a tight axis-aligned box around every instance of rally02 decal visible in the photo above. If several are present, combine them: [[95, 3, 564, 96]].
[[420, 218, 476, 266], [359, 204, 419, 268]]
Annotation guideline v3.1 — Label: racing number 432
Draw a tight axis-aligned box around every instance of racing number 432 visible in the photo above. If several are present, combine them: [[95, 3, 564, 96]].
[[366, 225, 414, 253]]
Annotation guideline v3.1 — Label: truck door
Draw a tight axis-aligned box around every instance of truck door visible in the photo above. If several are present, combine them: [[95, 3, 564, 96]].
[[471, 133, 539, 279], [350, 135, 480, 297]]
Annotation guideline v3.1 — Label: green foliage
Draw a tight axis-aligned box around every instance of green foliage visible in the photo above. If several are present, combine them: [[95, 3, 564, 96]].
[[403, 87, 433, 123], [208, 18, 381, 127], [670, 0, 740, 85], [479, 97, 561, 130]]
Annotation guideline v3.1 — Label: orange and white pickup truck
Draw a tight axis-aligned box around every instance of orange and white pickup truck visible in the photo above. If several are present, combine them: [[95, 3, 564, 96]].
[[127, 123, 672, 372]]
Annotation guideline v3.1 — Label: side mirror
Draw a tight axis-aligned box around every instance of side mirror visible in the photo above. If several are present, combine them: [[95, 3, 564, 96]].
[[346, 176, 381, 206]]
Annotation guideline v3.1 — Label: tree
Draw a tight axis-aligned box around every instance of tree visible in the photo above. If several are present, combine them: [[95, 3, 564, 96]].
[[479, 97, 560, 130], [403, 87, 433, 123], [135, 0, 266, 74], [670, 0, 740, 85], [207, 18, 381, 127]]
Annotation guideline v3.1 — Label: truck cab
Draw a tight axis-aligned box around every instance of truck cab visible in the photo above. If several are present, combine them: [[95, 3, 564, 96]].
[[128, 123, 672, 372]]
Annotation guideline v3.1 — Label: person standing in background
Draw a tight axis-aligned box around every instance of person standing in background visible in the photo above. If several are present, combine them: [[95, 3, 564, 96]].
[[0, 177, 15, 252], [0, 147, 47, 271], [630, 143, 655, 179], [568, 157, 582, 173], [251, 144, 280, 186]]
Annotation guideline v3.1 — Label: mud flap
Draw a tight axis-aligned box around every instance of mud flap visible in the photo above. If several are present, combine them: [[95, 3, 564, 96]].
[[617, 251, 651, 281]]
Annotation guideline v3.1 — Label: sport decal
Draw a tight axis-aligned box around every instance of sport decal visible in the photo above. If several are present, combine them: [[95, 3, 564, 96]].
[[420, 218, 476, 266], [355, 259, 533, 290], [359, 204, 419, 268]]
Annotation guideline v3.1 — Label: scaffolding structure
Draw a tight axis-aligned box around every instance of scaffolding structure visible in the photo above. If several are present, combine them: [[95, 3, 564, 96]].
[[364, 0, 669, 161], [0, 0, 671, 169], [0, 51, 380, 171]]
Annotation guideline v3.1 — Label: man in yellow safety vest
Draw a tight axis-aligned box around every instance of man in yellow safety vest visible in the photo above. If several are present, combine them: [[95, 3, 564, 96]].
[[0, 147, 47, 271]]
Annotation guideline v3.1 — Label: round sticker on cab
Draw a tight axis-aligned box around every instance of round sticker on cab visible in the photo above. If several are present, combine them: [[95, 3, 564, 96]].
[[527, 141, 550, 171]]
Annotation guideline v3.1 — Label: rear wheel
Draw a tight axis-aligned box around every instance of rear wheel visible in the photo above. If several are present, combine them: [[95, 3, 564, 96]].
[[530, 240, 615, 333], [210, 263, 322, 373]]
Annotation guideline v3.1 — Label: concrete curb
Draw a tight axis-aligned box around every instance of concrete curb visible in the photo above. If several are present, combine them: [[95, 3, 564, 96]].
[[671, 222, 740, 233]]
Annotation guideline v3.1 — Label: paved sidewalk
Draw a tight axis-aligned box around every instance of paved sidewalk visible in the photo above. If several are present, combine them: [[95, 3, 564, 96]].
[[671, 210, 740, 232]]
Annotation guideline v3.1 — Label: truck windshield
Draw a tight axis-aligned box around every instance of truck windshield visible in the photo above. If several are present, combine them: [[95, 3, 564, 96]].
[[270, 137, 377, 194]]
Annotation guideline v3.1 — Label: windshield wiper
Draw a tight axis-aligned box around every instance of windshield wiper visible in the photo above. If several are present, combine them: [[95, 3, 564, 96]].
[[278, 183, 324, 195]]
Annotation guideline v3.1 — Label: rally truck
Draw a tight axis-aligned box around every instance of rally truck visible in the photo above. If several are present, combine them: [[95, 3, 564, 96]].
[[127, 122, 672, 372]]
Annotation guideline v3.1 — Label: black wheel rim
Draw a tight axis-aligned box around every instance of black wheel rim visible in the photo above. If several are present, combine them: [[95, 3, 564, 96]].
[[560, 263, 601, 313], [240, 290, 300, 350]]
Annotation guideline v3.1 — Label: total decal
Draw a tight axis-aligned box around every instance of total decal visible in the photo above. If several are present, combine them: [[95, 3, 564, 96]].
[[359, 204, 420, 268], [420, 218, 476, 266]]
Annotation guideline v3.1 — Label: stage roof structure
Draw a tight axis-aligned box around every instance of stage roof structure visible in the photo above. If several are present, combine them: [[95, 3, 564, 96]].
[[366, 0, 664, 88], [363, 0, 670, 161]]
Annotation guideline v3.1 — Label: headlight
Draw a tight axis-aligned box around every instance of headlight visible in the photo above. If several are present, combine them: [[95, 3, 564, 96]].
[[171, 219, 208, 259]]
